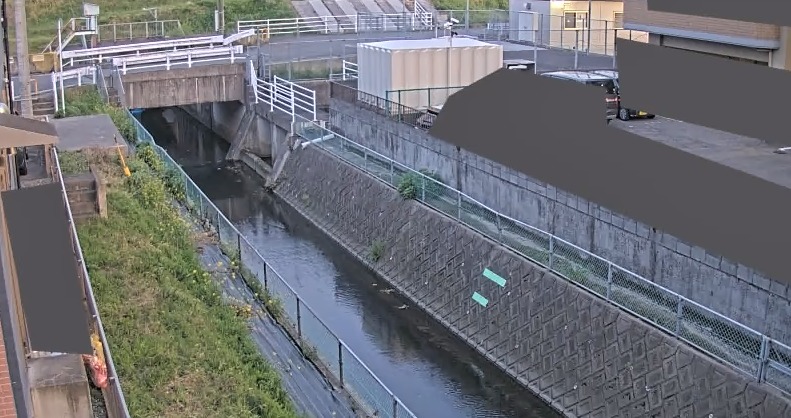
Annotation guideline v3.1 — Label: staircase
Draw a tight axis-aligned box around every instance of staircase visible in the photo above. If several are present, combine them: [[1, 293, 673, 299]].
[[42, 17, 97, 53], [63, 172, 106, 221], [31, 94, 56, 117]]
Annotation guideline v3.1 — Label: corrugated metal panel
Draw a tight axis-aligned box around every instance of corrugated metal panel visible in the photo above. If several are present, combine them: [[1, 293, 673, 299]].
[[358, 38, 504, 110]]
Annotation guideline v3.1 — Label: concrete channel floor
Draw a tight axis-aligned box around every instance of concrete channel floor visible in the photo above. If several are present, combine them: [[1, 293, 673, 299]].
[[186, 212, 359, 418]]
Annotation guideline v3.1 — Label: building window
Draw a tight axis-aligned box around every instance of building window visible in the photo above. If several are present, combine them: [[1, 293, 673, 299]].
[[564, 12, 587, 29], [613, 12, 624, 29]]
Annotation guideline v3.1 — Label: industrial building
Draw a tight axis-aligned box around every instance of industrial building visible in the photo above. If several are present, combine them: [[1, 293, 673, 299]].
[[623, 0, 791, 68]]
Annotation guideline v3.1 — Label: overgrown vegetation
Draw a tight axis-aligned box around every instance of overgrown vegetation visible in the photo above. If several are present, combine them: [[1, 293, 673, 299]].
[[432, 0, 508, 13], [56, 87, 135, 142], [397, 169, 445, 200], [370, 240, 385, 262], [68, 146, 299, 418], [10, 0, 294, 52]]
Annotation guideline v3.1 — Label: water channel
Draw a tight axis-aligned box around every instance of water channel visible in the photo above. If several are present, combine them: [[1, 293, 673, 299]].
[[139, 106, 561, 418]]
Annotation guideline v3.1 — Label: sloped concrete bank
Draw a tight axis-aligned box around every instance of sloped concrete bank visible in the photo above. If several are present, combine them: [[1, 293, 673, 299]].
[[273, 145, 790, 418]]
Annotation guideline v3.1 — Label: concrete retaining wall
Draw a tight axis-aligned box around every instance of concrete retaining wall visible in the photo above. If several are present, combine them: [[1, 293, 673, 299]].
[[328, 98, 791, 345], [275, 144, 790, 418], [122, 63, 246, 109]]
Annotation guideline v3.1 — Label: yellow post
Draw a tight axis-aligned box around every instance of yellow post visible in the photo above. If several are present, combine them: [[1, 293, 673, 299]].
[[113, 135, 131, 177]]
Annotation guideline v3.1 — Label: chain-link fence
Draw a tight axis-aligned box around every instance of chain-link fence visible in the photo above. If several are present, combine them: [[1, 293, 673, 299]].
[[385, 86, 466, 110], [292, 113, 791, 397], [96, 20, 185, 44], [126, 110, 417, 418]]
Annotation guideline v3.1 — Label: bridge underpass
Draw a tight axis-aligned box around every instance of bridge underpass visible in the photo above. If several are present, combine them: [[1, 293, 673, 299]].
[[139, 104, 561, 418]]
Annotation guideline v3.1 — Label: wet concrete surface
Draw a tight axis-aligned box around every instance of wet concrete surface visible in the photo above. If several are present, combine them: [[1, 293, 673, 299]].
[[141, 106, 561, 418]]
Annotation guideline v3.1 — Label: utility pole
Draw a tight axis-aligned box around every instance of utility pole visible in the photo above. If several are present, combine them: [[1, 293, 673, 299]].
[[12, 0, 31, 117], [216, 0, 225, 33], [0, 0, 8, 108]]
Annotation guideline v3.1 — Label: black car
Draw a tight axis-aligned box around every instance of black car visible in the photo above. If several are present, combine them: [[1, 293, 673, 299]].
[[541, 70, 620, 124], [589, 70, 656, 121]]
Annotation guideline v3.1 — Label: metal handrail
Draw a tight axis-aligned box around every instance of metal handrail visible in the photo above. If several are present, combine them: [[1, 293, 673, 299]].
[[52, 148, 131, 417]]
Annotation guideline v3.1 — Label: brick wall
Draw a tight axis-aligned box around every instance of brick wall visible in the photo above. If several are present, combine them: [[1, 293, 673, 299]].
[[275, 145, 791, 417], [0, 322, 18, 418], [623, 0, 780, 40]]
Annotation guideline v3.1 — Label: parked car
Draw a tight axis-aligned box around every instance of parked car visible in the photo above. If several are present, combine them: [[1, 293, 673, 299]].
[[540, 70, 619, 123], [588, 70, 655, 121]]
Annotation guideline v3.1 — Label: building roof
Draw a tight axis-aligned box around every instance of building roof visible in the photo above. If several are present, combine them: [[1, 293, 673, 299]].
[[0, 114, 59, 148], [361, 37, 500, 51]]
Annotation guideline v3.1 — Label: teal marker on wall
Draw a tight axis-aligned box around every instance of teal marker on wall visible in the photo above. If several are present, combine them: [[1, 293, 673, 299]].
[[471, 268, 507, 307]]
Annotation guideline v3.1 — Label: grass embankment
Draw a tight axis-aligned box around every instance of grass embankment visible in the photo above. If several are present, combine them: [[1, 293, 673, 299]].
[[432, 0, 507, 12], [10, 0, 294, 52], [60, 91, 299, 418]]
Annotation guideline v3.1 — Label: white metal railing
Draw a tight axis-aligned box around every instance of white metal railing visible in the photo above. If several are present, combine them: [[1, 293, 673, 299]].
[[52, 148, 132, 417], [50, 66, 99, 113], [42, 17, 93, 53], [413, 1, 433, 27], [113, 45, 244, 74], [250, 61, 317, 122], [236, 12, 434, 35], [342, 60, 358, 81], [60, 35, 226, 68]]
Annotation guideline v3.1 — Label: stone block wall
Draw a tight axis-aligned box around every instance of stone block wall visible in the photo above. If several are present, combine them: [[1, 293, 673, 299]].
[[327, 98, 791, 344], [275, 144, 791, 418]]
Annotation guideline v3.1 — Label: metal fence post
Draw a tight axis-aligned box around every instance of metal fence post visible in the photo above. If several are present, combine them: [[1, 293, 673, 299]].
[[456, 191, 462, 220], [338, 341, 344, 388], [296, 296, 302, 339], [421, 175, 426, 201], [216, 211, 221, 238], [496, 213, 503, 242], [262, 261, 269, 290], [757, 336, 769, 382], [392, 397, 398, 418], [389, 160, 394, 185], [606, 262, 613, 300], [236, 233, 242, 259], [675, 295, 684, 336]]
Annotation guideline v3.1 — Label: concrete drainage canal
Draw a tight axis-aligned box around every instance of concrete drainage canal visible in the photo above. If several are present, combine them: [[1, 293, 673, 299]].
[[138, 106, 562, 418]]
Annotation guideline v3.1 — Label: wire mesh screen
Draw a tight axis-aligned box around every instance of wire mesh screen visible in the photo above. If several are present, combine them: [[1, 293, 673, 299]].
[[340, 343, 396, 418], [299, 303, 342, 377]]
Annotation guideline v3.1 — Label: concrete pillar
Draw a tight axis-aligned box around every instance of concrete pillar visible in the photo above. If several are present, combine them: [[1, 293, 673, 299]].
[[770, 27, 791, 70]]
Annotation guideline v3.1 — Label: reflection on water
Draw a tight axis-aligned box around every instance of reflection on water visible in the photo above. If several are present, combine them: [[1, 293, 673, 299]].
[[141, 107, 560, 418]]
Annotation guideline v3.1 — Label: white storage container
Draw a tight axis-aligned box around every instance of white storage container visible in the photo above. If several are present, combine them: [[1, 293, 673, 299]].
[[356, 37, 504, 110]]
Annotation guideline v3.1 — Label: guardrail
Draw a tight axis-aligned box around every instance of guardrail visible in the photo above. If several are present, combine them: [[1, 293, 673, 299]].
[[250, 62, 317, 122], [237, 12, 434, 35], [60, 35, 226, 68], [113, 45, 244, 74], [52, 147, 131, 418], [123, 109, 417, 418], [295, 104, 791, 398]]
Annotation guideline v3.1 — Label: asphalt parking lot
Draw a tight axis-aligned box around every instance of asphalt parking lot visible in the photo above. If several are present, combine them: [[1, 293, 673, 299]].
[[612, 116, 791, 190]]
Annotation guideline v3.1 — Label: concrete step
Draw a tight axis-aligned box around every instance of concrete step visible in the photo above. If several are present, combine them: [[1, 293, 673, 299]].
[[307, 0, 341, 32], [291, 1, 320, 18], [69, 201, 98, 217], [322, 0, 355, 29]]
